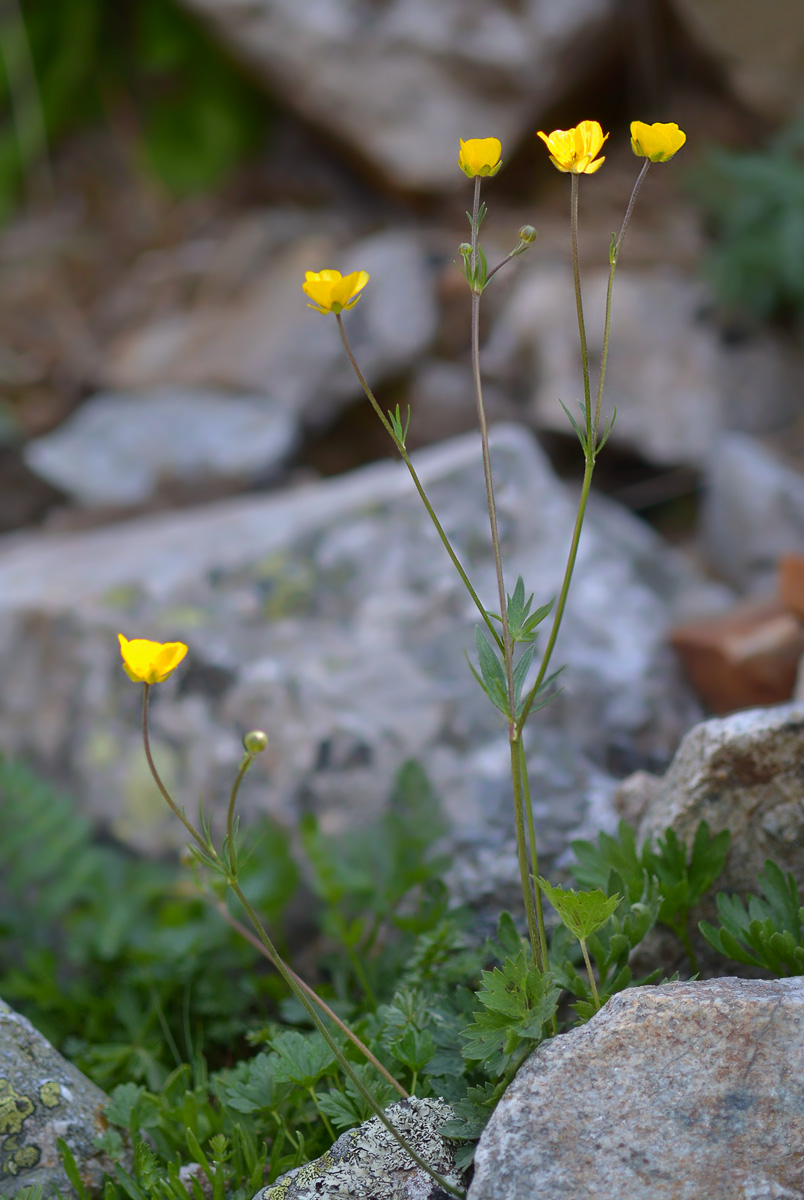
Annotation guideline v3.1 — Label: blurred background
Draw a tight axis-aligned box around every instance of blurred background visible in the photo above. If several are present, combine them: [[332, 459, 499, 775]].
[[1, 0, 804, 866]]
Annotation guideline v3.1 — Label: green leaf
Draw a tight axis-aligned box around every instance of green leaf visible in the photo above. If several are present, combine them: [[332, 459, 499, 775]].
[[470, 628, 510, 718], [461, 953, 557, 1072], [537, 879, 621, 943], [270, 1031, 337, 1088]]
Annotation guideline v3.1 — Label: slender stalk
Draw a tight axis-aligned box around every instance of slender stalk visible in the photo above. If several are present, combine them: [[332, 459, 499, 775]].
[[593, 160, 651, 437], [509, 740, 540, 963], [570, 174, 592, 435], [579, 938, 600, 1010], [517, 739, 549, 973], [226, 753, 255, 872], [468, 180, 515, 714], [336, 314, 503, 654], [231, 880, 464, 1198], [142, 685, 207, 851], [138, 700, 461, 1192], [208, 895, 408, 1097]]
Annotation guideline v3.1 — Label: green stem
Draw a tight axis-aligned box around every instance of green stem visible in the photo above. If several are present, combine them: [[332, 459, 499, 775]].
[[570, 174, 592, 437], [208, 894, 408, 1097], [510, 739, 540, 964], [674, 915, 699, 977], [226, 753, 255, 873], [140, 692, 411, 1104], [336, 314, 503, 654], [579, 937, 600, 1010], [593, 160, 651, 438], [517, 739, 549, 973], [309, 1086, 336, 1143], [231, 882, 464, 1198], [141, 684, 209, 853]]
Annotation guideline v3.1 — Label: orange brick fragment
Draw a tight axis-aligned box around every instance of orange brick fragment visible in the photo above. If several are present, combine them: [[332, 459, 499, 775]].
[[670, 599, 804, 715], [779, 554, 804, 619]]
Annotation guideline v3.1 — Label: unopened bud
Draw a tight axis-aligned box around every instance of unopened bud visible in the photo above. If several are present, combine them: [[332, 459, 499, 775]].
[[243, 730, 269, 754], [518, 225, 537, 244], [458, 242, 473, 257]]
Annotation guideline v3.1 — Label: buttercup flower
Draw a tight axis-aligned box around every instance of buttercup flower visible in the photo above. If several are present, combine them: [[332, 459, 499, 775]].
[[118, 634, 188, 684], [458, 137, 502, 178], [536, 121, 608, 174], [630, 120, 686, 163], [303, 269, 369, 315]]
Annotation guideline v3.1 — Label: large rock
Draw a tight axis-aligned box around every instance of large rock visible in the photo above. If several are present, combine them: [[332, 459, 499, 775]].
[[104, 230, 438, 430], [470, 976, 804, 1200], [176, 0, 618, 192], [670, 0, 804, 122], [0, 996, 113, 1198], [0, 425, 705, 896], [256, 1097, 461, 1200], [630, 704, 804, 898], [702, 433, 804, 595], [23, 388, 299, 508], [484, 266, 803, 467]]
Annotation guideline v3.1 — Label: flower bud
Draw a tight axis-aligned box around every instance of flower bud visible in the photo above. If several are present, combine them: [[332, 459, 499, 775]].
[[458, 242, 473, 257], [518, 225, 537, 244], [243, 730, 269, 754]]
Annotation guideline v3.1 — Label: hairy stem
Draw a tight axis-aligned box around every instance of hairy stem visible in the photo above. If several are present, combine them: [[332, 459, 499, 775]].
[[579, 937, 600, 1010]]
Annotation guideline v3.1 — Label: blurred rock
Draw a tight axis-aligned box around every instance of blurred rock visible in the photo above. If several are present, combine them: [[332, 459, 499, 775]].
[[256, 1097, 461, 1200], [470, 977, 804, 1200], [779, 552, 804, 618], [0, 425, 705, 901], [105, 229, 437, 430], [406, 359, 518, 447], [635, 703, 804, 898], [702, 433, 804, 594], [485, 265, 803, 467], [23, 388, 299, 508], [670, 598, 804, 714], [0, 995, 115, 1198], [175, 0, 619, 192], [670, 0, 804, 122]]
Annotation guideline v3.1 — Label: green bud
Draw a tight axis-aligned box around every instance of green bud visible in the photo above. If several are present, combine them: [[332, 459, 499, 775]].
[[243, 730, 269, 754], [458, 242, 473, 257], [518, 225, 537, 244]]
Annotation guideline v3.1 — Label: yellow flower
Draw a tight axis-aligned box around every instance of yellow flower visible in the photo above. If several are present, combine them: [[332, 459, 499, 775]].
[[302, 269, 370, 315], [118, 634, 188, 684], [630, 120, 686, 163], [458, 137, 502, 178], [536, 120, 608, 174]]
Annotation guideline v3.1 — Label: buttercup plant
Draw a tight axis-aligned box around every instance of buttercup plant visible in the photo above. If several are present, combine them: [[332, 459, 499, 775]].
[[118, 118, 687, 1193]]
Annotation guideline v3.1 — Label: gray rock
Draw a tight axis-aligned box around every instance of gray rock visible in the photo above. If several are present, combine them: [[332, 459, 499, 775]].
[[256, 1097, 461, 1200], [0, 996, 113, 1198], [634, 703, 804, 898], [105, 230, 437, 430], [470, 976, 804, 1200], [702, 433, 804, 594], [174, 0, 618, 192], [485, 266, 804, 468], [0, 426, 702, 892], [23, 388, 299, 507], [670, 0, 804, 121]]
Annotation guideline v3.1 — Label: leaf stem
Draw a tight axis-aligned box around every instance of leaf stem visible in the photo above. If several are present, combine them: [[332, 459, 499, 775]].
[[579, 937, 600, 1010]]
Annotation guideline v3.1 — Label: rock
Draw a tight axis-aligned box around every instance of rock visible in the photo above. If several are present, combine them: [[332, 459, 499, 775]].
[[174, 0, 618, 192], [633, 703, 804, 898], [405, 360, 518, 447], [484, 266, 804, 468], [670, 0, 804, 122], [670, 598, 804, 714], [255, 1097, 461, 1200], [702, 433, 804, 595], [0, 995, 114, 1198], [779, 552, 804, 618], [104, 230, 438, 431], [469, 976, 804, 1200], [23, 389, 299, 508], [0, 425, 704, 894]]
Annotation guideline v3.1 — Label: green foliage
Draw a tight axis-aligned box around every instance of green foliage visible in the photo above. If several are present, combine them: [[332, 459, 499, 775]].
[[487, 577, 554, 646], [687, 119, 804, 321], [0, 0, 272, 219], [0, 757, 298, 1089], [537, 879, 621, 943], [569, 818, 730, 970], [460, 950, 558, 1075], [700, 860, 804, 975]]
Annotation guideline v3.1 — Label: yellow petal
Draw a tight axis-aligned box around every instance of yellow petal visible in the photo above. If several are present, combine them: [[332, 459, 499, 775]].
[[459, 136, 502, 177], [630, 120, 686, 162], [118, 633, 188, 684]]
